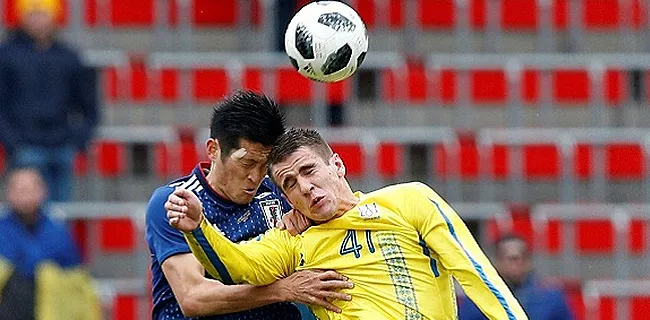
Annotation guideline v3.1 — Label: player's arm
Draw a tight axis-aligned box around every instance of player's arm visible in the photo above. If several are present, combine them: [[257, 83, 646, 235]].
[[182, 214, 300, 286], [400, 183, 527, 320], [150, 187, 349, 316]]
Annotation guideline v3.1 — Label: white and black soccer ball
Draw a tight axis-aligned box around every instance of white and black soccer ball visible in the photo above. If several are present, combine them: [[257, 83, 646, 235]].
[[284, 1, 368, 83]]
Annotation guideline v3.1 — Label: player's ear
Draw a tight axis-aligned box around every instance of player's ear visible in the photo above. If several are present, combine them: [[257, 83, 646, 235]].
[[206, 138, 221, 163], [330, 153, 346, 178]]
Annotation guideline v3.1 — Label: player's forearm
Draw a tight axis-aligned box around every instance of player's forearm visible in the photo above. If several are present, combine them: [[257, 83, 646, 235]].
[[184, 217, 282, 286], [184, 279, 288, 316]]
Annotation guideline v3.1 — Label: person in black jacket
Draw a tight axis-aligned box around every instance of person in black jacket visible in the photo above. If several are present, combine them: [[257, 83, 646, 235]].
[[0, 0, 98, 202]]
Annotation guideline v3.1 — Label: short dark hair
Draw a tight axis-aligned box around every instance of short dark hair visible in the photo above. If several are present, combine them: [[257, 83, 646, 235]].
[[210, 90, 286, 158], [267, 128, 333, 175]]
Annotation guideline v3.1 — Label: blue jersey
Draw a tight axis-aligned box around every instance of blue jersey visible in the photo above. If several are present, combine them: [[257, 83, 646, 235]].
[[145, 163, 301, 320]]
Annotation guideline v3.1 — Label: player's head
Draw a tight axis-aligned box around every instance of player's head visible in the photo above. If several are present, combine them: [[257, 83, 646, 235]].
[[267, 128, 356, 222], [17, 0, 60, 42], [494, 234, 532, 286], [206, 90, 286, 205], [5, 167, 47, 225]]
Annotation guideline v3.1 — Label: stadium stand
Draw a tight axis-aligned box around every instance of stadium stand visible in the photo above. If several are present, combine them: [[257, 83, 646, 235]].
[[3, 0, 650, 319]]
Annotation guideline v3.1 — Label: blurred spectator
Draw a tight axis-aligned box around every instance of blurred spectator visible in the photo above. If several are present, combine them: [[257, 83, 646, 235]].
[[0, 168, 99, 320], [458, 234, 574, 320], [0, 0, 99, 202]]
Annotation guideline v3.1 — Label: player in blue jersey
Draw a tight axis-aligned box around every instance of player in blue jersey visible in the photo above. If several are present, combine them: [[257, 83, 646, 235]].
[[145, 90, 353, 320]]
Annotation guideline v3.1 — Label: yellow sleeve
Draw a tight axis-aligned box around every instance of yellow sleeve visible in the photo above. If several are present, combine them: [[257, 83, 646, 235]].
[[183, 216, 301, 286], [400, 183, 527, 320]]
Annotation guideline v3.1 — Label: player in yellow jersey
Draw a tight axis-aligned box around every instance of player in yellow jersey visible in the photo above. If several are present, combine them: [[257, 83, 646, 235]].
[[166, 128, 528, 320]]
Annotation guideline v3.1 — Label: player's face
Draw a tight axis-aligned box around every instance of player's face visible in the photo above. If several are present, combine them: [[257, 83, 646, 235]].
[[271, 147, 346, 222], [208, 139, 272, 205]]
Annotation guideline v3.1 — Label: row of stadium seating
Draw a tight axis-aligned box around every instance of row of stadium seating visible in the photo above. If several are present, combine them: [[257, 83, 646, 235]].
[[2, 0, 646, 30], [102, 60, 634, 106], [0, 126, 646, 203], [42, 202, 650, 320]]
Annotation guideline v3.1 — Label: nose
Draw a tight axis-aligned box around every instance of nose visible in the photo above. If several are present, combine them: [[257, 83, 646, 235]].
[[296, 176, 313, 195], [247, 166, 265, 183]]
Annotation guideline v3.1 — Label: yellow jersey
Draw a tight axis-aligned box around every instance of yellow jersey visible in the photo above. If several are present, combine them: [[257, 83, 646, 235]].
[[184, 182, 527, 320]]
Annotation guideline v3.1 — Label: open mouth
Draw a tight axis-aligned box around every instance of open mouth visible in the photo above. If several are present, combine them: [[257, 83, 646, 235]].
[[310, 196, 324, 208]]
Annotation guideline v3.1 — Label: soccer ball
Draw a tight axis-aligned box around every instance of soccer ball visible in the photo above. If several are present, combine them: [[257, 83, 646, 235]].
[[284, 1, 368, 83]]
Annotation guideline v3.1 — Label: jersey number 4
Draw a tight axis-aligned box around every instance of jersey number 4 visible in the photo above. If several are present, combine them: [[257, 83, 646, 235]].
[[339, 230, 375, 258]]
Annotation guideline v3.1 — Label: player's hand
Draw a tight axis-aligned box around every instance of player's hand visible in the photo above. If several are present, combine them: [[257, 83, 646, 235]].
[[276, 209, 312, 236], [165, 188, 204, 232], [276, 270, 353, 313]]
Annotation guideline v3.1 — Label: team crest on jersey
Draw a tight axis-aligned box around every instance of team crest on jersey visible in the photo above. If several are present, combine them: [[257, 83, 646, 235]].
[[260, 199, 282, 228], [359, 202, 380, 219]]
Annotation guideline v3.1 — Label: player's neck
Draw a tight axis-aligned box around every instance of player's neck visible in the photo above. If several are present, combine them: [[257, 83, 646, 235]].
[[333, 189, 359, 218]]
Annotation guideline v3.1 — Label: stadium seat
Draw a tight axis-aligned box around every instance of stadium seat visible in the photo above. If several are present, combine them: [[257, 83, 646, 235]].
[[631, 297, 650, 320], [99, 218, 136, 253], [130, 60, 148, 102], [159, 68, 179, 103], [69, 219, 89, 262], [574, 143, 645, 180], [378, 142, 403, 178], [330, 142, 364, 178], [104, 67, 119, 103], [523, 144, 561, 180], [73, 152, 89, 177], [192, 68, 229, 103], [178, 140, 199, 175], [275, 68, 312, 105], [433, 136, 480, 180], [84, 0, 155, 27], [191, 0, 237, 26], [112, 294, 137, 320], [351, 0, 403, 29], [153, 143, 170, 178], [94, 140, 126, 178]]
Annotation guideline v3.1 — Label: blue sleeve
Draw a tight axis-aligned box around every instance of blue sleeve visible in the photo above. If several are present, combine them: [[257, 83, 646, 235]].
[[458, 295, 489, 320], [549, 289, 574, 320], [58, 224, 81, 268], [146, 186, 192, 265]]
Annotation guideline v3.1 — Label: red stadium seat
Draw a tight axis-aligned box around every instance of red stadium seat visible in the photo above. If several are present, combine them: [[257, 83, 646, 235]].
[[99, 218, 136, 253], [351, 0, 403, 29], [501, 0, 537, 30], [178, 141, 199, 175], [159, 68, 179, 103], [523, 144, 561, 180], [243, 68, 263, 92], [94, 0, 155, 27], [153, 143, 170, 178], [73, 152, 89, 177], [192, 68, 229, 103], [130, 60, 148, 102], [275, 68, 312, 105], [112, 294, 137, 320], [631, 297, 650, 320], [104, 67, 119, 102], [94, 140, 125, 178], [433, 137, 480, 180], [381, 63, 429, 103], [192, 0, 237, 26], [330, 143, 364, 178], [417, 0, 485, 30], [69, 220, 89, 262], [574, 143, 645, 180], [629, 219, 646, 254], [523, 69, 625, 106], [378, 142, 403, 178], [583, 0, 619, 29]]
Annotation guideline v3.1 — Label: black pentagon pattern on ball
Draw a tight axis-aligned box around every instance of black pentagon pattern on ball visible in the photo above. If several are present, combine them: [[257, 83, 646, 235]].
[[321, 44, 352, 75], [295, 23, 314, 59], [318, 12, 356, 32], [356, 51, 367, 69], [289, 57, 300, 71]]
